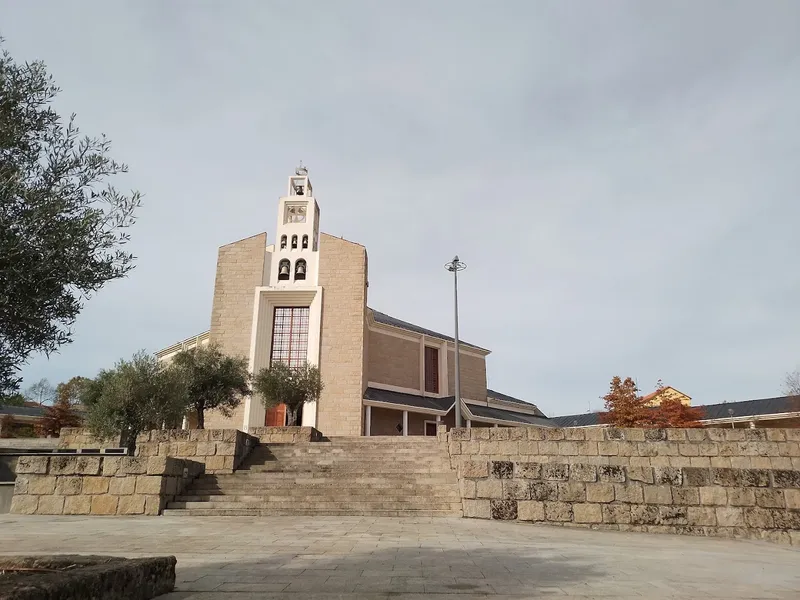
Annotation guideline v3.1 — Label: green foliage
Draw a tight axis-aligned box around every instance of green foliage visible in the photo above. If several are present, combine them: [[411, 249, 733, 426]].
[[171, 343, 251, 429], [253, 362, 323, 426], [0, 40, 141, 396], [0, 392, 25, 407], [82, 351, 184, 452]]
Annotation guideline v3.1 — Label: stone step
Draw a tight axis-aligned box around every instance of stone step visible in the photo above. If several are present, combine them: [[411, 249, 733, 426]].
[[168, 498, 463, 509], [195, 474, 457, 485], [175, 490, 461, 502], [188, 481, 458, 491], [161, 507, 459, 517]]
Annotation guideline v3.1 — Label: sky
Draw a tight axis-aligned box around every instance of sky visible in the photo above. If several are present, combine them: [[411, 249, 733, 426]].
[[3, 0, 800, 417]]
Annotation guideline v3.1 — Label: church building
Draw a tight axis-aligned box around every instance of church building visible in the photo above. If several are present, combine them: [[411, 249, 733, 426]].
[[156, 167, 550, 436]]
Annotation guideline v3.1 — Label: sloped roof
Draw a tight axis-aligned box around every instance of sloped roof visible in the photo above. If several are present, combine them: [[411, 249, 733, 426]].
[[465, 404, 555, 428], [0, 405, 46, 418], [551, 395, 800, 427], [364, 387, 454, 412], [487, 389, 547, 417], [369, 309, 488, 352]]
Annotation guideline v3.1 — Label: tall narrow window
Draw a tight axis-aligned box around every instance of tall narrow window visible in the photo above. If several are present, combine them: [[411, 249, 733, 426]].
[[270, 307, 310, 368], [302, 234, 309, 249], [424, 346, 439, 394], [280, 235, 287, 249]]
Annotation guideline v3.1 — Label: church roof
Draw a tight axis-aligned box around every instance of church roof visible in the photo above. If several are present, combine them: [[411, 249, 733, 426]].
[[487, 389, 547, 417], [369, 309, 489, 352]]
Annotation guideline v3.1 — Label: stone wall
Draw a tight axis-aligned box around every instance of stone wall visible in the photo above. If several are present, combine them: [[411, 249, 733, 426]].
[[317, 234, 368, 437], [449, 427, 800, 545], [206, 233, 267, 430], [10, 455, 203, 516], [446, 349, 487, 401], [58, 427, 121, 450], [249, 426, 322, 443], [367, 330, 421, 391], [134, 429, 256, 474]]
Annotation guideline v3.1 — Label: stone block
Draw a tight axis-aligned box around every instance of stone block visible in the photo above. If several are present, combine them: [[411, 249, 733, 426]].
[[221, 429, 237, 442], [772, 470, 800, 488], [668, 457, 692, 468], [158, 442, 179, 456], [15, 456, 49, 474], [784, 489, 800, 509], [576, 441, 599, 455], [569, 464, 597, 482], [627, 466, 654, 484], [725, 429, 746, 441], [573, 503, 603, 523], [503, 480, 530, 500], [515, 462, 542, 479], [629, 457, 652, 468], [119, 457, 148, 475], [102, 457, 120, 476], [473, 428, 491, 440], [526, 427, 545, 440], [517, 500, 545, 521], [586, 483, 614, 503], [461, 460, 489, 478], [530, 481, 559, 501], [109, 476, 136, 495], [682, 467, 711, 487], [678, 443, 699, 457], [597, 442, 619, 456], [496, 441, 519, 455], [584, 428, 606, 441], [460, 479, 476, 499], [175, 441, 197, 456], [705, 429, 725, 442], [463, 499, 491, 518], [716, 506, 745, 527], [744, 507, 774, 528], [602, 503, 632, 524], [710, 457, 732, 468], [654, 467, 682, 486], [146, 456, 170, 475], [644, 429, 667, 442], [686, 506, 717, 527], [13, 476, 28, 495], [10, 495, 38, 515], [71, 457, 101, 475], [517, 441, 539, 455], [55, 476, 82, 496], [772, 509, 800, 530], [563, 428, 585, 441], [118, 494, 146, 515], [135, 475, 164, 495], [81, 477, 109, 495], [214, 442, 236, 456], [630, 504, 660, 525], [689, 457, 712, 468], [543, 429, 565, 441], [49, 456, 78, 476], [558, 441, 579, 456], [755, 489, 786, 508], [605, 428, 624, 440], [542, 464, 569, 481], [478, 441, 499, 454], [659, 505, 688, 525], [717, 442, 739, 456], [667, 429, 687, 441], [204, 455, 225, 471], [727, 488, 756, 506], [460, 440, 479, 455], [135, 442, 158, 457], [63, 495, 92, 515], [558, 482, 586, 502], [671, 487, 700, 505], [489, 427, 510, 441], [614, 483, 644, 503], [699, 487, 728, 506], [491, 461, 514, 479], [189, 429, 210, 441], [195, 441, 217, 456], [28, 476, 57, 495], [144, 495, 162, 516], [490, 499, 518, 520], [685, 429, 707, 442], [643, 485, 672, 505], [37, 495, 65, 515], [598, 465, 625, 483], [476, 478, 502, 499], [222, 456, 234, 470], [714, 468, 770, 487], [769, 457, 793, 470], [544, 501, 573, 522], [507, 427, 527, 440], [538, 441, 558, 455]]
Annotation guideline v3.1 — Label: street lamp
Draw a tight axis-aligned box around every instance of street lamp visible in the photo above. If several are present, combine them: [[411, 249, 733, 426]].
[[445, 255, 467, 428]]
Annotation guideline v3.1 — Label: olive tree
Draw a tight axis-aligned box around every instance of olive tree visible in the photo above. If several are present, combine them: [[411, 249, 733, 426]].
[[253, 362, 322, 427]]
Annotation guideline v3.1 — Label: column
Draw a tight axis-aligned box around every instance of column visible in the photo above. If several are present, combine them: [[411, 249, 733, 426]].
[[466, 419, 471, 429], [365, 405, 371, 436], [403, 411, 408, 436], [436, 415, 442, 423]]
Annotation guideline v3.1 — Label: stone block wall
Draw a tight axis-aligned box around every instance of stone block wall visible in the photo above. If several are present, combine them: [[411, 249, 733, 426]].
[[58, 427, 122, 450], [249, 426, 323, 443], [134, 429, 256, 474], [10, 455, 202, 516], [449, 427, 800, 545]]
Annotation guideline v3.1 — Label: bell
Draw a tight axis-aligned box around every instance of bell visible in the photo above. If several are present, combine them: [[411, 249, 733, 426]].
[[296, 262, 306, 276], [279, 263, 290, 276], [294, 184, 304, 195]]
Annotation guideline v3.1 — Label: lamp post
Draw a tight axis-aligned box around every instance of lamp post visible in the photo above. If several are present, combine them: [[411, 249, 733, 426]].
[[445, 256, 467, 428]]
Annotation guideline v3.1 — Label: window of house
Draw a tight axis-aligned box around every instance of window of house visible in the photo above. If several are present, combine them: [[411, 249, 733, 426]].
[[270, 307, 310, 368], [424, 346, 439, 394]]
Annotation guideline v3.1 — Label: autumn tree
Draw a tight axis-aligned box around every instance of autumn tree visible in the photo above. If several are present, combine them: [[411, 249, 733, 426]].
[[599, 376, 651, 427], [649, 382, 705, 428], [0, 40, 141, 397], [36, 377, 87, 437], [253, 362, 323, 427], [170, 343, 251, 429]]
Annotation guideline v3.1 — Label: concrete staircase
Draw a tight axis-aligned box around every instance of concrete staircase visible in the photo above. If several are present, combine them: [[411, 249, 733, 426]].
[[162, 437, 462, 517]]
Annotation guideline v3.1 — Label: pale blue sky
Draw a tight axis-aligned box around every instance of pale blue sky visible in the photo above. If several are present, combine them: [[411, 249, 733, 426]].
[[3, 0, 799, 416]]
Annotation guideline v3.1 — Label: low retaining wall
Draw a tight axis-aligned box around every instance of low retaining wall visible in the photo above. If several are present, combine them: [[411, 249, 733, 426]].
[[133, 429, 256, 474], [449, 427, 800, 545], [10, 455, 203, 516], [0, 555, 175, 599], [58, 428, 122, 450], [249, 426, 323, 443]]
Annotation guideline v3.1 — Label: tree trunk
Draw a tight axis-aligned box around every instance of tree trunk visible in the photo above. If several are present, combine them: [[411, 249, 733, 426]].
[[121, 428, 137, 455], [286, 405, 298, 427], [196, 404, 205, 429]]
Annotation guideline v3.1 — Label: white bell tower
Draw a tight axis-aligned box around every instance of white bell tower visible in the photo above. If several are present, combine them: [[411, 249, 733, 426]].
[[268, 162, 320, 287]]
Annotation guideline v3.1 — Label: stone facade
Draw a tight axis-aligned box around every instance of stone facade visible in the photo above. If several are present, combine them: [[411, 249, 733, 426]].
[[449, 426, 800, 545], [367, 330, 421, 390], [57, 428, 121, 450], [134, 428, 255, 474], [249, 426, 323, 443], [10, 455, 203, 516], [316, 234, 368, 436], [206, 233, 267, 430], [447, 349, 487, 401]]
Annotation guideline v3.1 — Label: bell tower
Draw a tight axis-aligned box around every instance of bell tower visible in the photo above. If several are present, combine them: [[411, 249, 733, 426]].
[[268, 162, 320, 287]]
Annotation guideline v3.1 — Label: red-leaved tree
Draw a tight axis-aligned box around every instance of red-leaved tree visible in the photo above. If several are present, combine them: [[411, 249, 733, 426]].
[[650, 381, 705, 427], [36, 377, 85, 437], [599, 376, 651, 427]]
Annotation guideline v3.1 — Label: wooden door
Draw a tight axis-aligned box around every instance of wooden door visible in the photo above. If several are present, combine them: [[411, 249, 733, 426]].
[[265, 404, 287, 426]]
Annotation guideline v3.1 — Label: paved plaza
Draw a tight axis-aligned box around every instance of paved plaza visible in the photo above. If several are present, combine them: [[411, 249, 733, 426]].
[[0, 515, 797, 599]]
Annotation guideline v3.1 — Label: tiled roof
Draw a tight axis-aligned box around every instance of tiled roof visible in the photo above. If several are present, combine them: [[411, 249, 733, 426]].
[[363, 387, 454, 412], [369, 309, 488, 352], [487, 389, 547, 417], [0, 405, 46, 418], [466, 404, 555, 428], [551, 395, 800, 427]]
